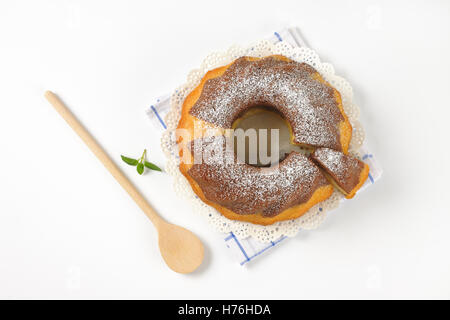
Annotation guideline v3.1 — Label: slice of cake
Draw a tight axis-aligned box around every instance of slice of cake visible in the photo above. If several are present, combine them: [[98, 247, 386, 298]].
[[311, 148, 370, 199]]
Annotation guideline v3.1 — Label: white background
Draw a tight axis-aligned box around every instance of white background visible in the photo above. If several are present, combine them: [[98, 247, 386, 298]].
[[0, 0, 449, 299]]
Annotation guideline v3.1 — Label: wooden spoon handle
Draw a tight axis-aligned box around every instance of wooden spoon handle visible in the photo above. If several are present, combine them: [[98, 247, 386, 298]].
[[44, 90, 164, 227]]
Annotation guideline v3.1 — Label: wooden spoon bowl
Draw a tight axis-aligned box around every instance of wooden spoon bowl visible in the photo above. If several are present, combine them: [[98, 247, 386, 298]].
[[158, 222, 204, 273]]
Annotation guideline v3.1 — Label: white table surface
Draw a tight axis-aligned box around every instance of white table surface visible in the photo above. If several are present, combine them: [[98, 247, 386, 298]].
[[1, 0, 449, 299]]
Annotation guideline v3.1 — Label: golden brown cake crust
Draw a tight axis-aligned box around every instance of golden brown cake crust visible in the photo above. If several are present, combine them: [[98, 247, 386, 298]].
[[176, 55, 353, 225]]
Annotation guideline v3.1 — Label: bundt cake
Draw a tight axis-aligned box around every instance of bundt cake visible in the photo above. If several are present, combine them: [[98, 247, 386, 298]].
[[311, 148, 370, 199], [176, 55, 366, 225]]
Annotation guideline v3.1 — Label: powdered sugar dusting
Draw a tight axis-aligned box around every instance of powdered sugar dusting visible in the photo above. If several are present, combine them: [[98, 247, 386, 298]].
[[188, 136, 329, 216], [315, 148, 347, 180], [312, 147, 364, 192], [190, 56, 345, 151]]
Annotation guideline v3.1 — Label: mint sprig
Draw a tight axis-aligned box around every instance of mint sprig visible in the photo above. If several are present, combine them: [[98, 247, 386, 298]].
[[121, 149, 162, 175]]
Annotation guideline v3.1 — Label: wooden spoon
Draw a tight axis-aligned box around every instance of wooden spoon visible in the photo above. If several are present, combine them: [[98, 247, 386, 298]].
[[44, 91, 204, 274]]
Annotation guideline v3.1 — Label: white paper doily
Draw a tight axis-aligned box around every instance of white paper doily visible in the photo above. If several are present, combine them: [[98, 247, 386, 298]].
[[161, 40, 365, 243]]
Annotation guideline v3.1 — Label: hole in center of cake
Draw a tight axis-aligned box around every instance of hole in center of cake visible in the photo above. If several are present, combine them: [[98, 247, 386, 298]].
[[232, 106, 307, 167]]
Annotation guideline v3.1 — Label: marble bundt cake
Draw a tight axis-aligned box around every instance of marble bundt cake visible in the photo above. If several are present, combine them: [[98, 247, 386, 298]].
[[176, 55, 367, 225]]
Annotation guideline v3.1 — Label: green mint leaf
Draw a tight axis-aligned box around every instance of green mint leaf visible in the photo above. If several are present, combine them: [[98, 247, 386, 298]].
[[121, 155, 138, 166], [144, 161, 162, 172], [136, 162, 144, 175]]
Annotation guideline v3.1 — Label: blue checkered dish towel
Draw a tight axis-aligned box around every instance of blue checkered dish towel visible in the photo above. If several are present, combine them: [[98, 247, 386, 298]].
[[146, 27, 383, 265]]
